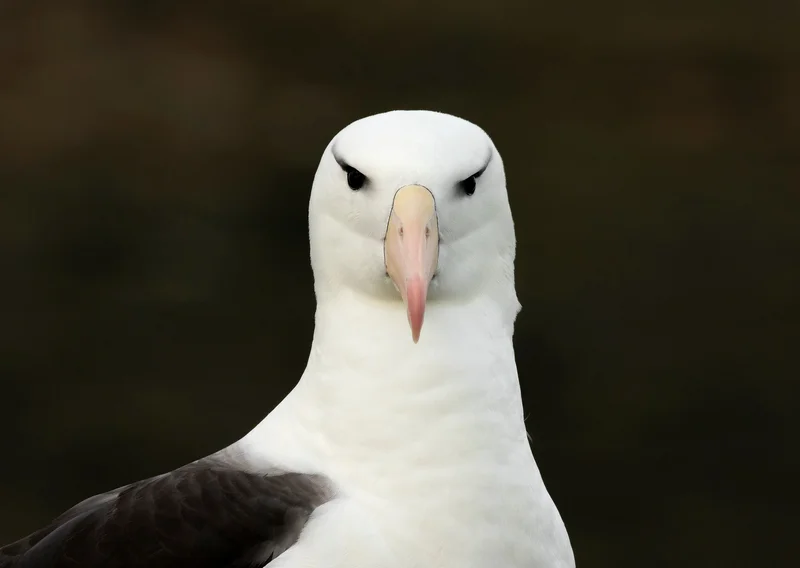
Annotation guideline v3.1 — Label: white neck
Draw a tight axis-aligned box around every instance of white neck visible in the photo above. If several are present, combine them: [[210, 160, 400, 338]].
[[242, 289, 536, 493], [236, 290, 575, 568]]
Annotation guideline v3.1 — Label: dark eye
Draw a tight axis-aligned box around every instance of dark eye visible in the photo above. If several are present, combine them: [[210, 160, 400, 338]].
[[343, 165, 366, 190], [459, 175, 477, 196], [459, 165, 488, 196]]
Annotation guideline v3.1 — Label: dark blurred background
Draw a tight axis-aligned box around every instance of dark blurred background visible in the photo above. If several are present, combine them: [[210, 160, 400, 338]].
[[0, 1, 797, 566]]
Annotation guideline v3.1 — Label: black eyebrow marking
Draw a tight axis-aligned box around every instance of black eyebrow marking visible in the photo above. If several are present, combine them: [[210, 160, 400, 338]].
[[472, 149, 493, 178], [331, 144, 349, 170]]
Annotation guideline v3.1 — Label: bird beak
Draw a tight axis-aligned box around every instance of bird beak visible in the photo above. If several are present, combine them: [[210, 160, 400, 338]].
[[385, 185, 439, 343]]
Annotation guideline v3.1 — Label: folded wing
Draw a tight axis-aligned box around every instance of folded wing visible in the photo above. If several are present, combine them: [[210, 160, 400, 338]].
[[0, 457, 331, 568]]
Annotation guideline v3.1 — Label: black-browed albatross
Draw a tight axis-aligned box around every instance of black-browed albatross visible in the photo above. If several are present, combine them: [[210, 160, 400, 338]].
[[0, 110, 575, 568]]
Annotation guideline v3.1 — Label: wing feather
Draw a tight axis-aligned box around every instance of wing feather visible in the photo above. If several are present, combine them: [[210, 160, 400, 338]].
[[0, 458, 331, 568]]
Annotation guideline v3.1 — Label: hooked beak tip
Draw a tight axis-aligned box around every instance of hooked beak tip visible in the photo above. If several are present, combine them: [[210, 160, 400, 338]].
[[406, 276, 427, 343]]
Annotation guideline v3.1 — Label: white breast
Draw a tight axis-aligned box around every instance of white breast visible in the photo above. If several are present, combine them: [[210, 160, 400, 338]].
[[267, 452, 573, 568], [242, 297, 574, 568]]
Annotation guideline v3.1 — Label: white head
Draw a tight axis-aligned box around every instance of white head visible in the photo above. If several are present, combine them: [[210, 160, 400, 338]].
[[308, 110, 520, 343]]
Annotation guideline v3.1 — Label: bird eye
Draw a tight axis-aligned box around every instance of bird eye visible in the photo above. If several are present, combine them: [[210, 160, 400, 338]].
[[342, 165, 366, 190], [460, 176, 477, 196], [459, 166, 487, 196]]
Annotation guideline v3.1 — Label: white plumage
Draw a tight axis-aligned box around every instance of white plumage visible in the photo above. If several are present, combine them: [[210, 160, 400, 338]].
[[237, 110, 575, 568]]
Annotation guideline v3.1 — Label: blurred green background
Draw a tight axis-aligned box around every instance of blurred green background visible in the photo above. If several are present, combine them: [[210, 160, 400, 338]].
[[0, 1, 797, 566]]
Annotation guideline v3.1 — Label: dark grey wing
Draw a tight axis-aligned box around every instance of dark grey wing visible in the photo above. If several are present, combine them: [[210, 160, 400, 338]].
[[0, 458, 332, 568]]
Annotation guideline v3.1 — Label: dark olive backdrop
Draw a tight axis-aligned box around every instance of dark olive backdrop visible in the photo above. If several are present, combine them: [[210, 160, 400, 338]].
[[0, 1, 797, 566]]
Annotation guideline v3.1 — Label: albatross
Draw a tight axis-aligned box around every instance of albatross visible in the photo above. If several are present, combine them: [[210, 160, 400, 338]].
[[0, 110, 575, 568]]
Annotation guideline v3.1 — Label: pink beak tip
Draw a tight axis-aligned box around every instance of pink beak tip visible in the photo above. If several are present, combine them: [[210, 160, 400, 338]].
[[405, 276, 427, 344]]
